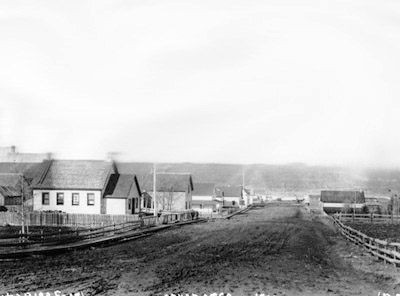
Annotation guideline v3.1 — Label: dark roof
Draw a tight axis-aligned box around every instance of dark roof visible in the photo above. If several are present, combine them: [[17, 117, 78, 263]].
[[192, 183, 215, 196], [0, 174, 22, 197], [320, 190, 365, 203], [104, 174, 141, 199], [0, 161, 50, 186], [34, 160, 112, 190], [0, 174, 21, 187], [142, 173, 193, 192], [0, 186, 21, 197], [215, 186, 243, 198]]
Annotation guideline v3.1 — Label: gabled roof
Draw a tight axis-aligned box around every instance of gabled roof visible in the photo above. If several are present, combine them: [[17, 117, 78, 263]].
[[104, 174, 141, 199], [192, 183, 215, 196], [34, 160, 113, 190], [320, 190, 365, 203], [0, 161, 50, 186], [0, 174, 21, 187], [142, 173, 193, 192], [0, 174, 22, 198], [215, 186, 243, 198]]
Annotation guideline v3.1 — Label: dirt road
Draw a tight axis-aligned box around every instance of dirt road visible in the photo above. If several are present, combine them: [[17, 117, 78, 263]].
[[1, 205, 399, 296]]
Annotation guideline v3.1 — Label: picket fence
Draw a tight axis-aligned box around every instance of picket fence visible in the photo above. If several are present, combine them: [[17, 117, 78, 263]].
[[332, 215, 400, 266], [0, 211, 139, 227]]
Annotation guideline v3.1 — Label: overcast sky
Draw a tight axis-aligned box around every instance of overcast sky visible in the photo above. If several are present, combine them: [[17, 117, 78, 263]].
[[1, 0, 400, 167]]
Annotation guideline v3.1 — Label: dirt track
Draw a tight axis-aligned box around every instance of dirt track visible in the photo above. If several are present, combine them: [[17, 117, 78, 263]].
[[1, 205, 400, 296]]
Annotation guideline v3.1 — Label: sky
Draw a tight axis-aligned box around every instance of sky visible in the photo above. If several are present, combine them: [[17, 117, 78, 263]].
[[1, 0, 400, 167]]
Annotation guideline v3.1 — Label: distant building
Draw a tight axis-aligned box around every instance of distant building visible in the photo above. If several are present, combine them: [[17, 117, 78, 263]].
[[0, 161, 51, 211], [192, 183, 219, 214], [0, 146, 51, 163], [215, 186, 244, 208], [141, 173, 193, 212], [320, 190, 366, 213]]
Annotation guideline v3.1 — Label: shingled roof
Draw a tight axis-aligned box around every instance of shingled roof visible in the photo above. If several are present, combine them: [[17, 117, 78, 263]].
[[34, 160, 113, 190], [0, 161, 50, 186], [142, 173, 193, 192], [104, 174, 141, 199], [320, 190, 365, 203], [192, 183, 215, 196], [0, 174, 22, 198]]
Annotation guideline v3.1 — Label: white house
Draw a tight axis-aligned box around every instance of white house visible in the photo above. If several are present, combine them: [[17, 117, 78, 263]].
[[32, 160, 141, 215], [141, 173, 194, 213], [192, 183, 218, 214], [103, 174, 141, 215], [215, 186, 244, 208]]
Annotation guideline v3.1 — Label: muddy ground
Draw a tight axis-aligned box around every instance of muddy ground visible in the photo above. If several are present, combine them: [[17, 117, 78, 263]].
[[1, 204, 400, 296]]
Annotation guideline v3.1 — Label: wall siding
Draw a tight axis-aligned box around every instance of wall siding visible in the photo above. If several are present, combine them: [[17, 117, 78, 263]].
[[33, 190, 102, 214], [106, 198, 126, 215]]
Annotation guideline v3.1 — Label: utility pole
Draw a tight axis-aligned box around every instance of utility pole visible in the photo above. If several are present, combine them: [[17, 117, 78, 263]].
[[21, 174, 25, 235], [153, 162, 157, 217], [242, 166, 245, 189]]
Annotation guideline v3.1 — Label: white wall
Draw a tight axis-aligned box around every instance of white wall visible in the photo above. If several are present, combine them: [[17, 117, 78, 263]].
[[106, 198, 126, 215], [323, 203, 365, 208], [192, 195, 213, 201], [33, 189, 101, 214]]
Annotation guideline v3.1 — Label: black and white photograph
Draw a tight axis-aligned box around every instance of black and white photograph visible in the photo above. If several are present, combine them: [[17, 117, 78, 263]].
[[1, 1, 400, 295]]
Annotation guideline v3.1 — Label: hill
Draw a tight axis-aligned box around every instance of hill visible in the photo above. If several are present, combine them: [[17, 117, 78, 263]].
[[117, 162, 400, 197]]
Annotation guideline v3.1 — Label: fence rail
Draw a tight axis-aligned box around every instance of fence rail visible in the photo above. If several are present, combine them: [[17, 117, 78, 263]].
[[335, 213, 400, 224], [0, 211, 199, 249], [332, 214, 400, 266]]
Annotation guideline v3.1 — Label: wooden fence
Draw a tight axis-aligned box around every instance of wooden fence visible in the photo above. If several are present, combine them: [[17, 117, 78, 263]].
[[0, 210, 200, 249], [0, 212, 141, 227], [335, 213, 400, 224], [332, 215, 400, 266]]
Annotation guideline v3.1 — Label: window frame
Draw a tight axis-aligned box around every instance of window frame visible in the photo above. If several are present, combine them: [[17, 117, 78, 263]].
[[72, 193, 80, 206], [42, 192, 50, 205], [87, 193, 95, 206], [56, 192, 64, 205]]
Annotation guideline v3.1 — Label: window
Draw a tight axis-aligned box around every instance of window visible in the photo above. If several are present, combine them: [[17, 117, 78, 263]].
[[128, 199, 132, 210], [232, 201, 236, 206], [56, 193, 64, 205], [87, 193, 95, 206], [200, 204, 204, 209], [42, 192, 49, 205], [72, 193, 80, 205]]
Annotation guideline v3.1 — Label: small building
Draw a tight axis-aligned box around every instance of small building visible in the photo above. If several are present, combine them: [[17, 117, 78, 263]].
[[0, 161, 51, 211], [104, 174, 141, 215], [320, 190, 366, 214], [215, 186, 244, 208], [141, 173, 193, 212], [192, 183, 217, 214], [0, 174, 22, 211]]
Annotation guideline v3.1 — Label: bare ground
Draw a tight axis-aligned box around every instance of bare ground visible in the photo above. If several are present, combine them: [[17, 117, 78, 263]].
[[1, 205, 400, 296]]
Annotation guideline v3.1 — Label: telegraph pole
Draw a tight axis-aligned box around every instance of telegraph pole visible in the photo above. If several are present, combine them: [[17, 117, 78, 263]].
[[153, 162, 157, 217]]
